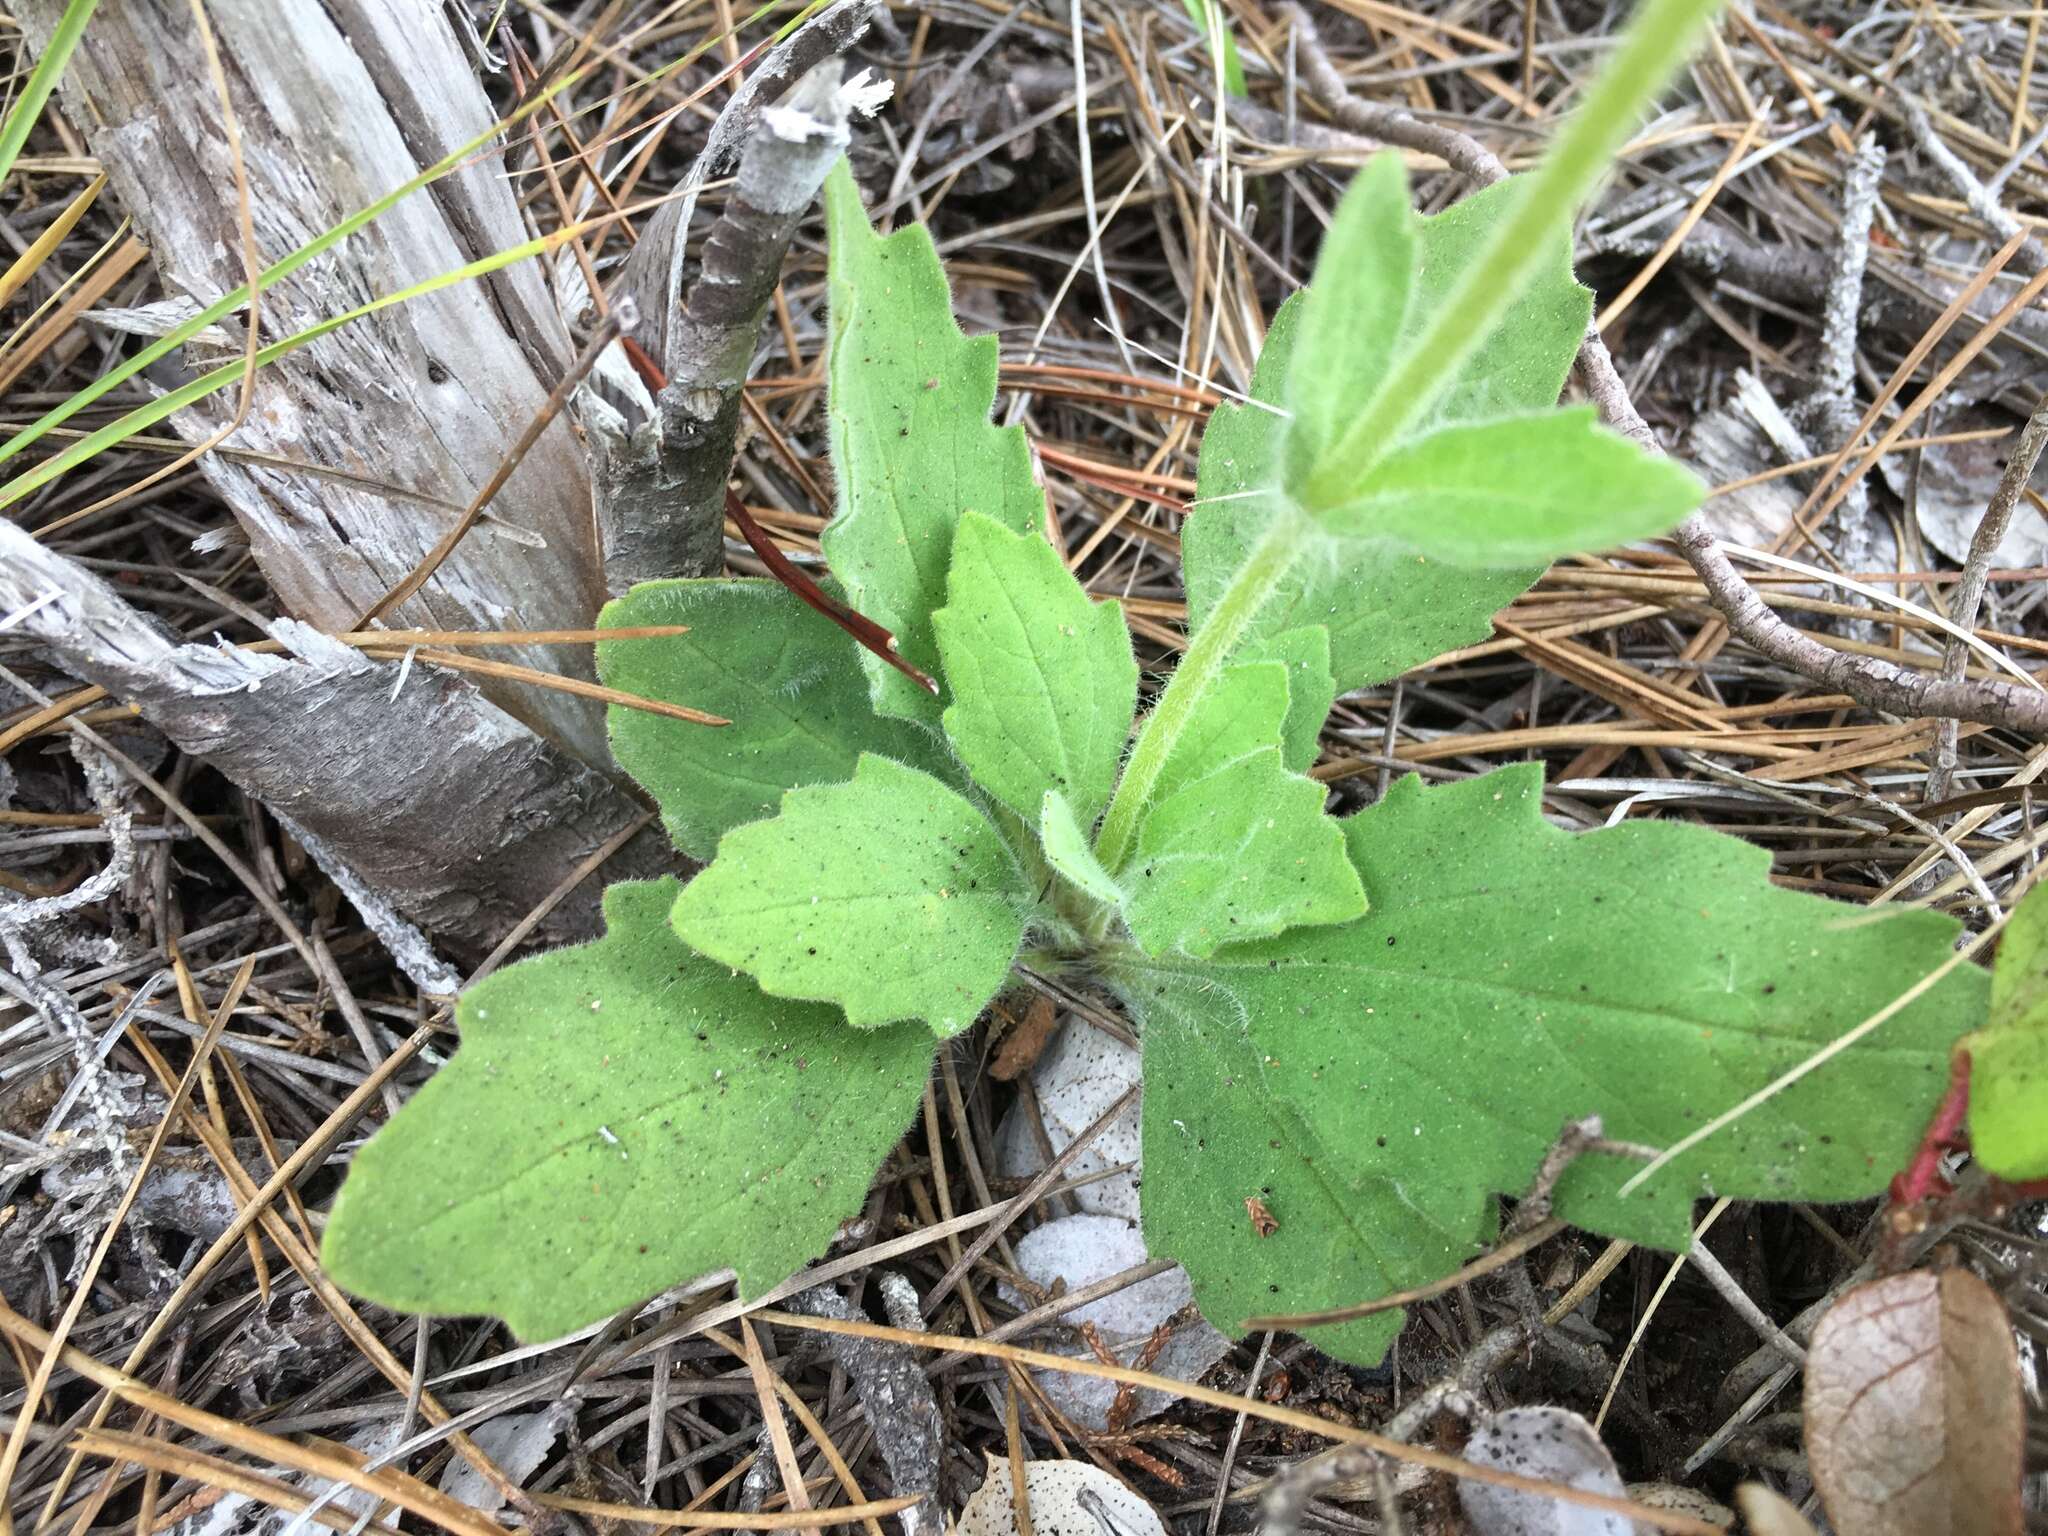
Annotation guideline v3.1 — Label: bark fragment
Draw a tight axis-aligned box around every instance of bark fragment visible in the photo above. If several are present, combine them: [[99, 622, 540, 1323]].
[[0, 523, 667, 958], [783, 1283, 941, 1536], [15, 0, 608, 762], [591, 2, 882, 590]]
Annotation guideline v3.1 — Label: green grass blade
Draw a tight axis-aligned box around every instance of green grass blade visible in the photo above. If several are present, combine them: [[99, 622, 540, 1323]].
[[2, 222, 585, 518], [0, 78, 578, 485], [0, 0, 101, 190], [1180, 0, 1246, 96], [0, 0, 823, 489]]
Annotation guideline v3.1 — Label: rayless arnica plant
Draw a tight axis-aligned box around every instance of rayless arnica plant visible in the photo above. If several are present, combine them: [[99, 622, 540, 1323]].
[[324, 0, 1987, 1363]]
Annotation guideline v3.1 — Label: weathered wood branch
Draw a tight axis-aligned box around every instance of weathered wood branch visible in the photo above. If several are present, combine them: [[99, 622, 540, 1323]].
[[590, 0, 879, 591], [0, 522, 666, 960], [7, 0, 698, 956], [782, 1284, 941, 1536], [9, 0, 887, 955], [16, 0, 607, 762]]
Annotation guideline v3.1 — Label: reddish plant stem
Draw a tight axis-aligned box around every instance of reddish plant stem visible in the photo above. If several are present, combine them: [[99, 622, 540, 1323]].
[[1885, 1049, 2048, 1235], [1887, 1051, 1973, 1205], [620, 334, 666, 395], [725, 489, 939, 695], [622, 328, 936, 694]]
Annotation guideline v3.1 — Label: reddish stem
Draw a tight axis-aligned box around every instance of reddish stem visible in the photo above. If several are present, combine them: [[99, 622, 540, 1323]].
[[725, 490, 939, 696], [1888, 1050, 1974, 1206], [612, 335, 938, 696], [1879, 1050, 2048, 1279], [620, 335, 667, 396]]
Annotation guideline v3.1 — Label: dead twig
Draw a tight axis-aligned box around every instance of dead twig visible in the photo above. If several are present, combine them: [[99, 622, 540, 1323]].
[[1928, 394, 2048, 801], [594, 13, 883, 588], [1896, 85, 2040, 271], [1803, 133, 1887, 602], [781, 1285, 942, 1536], [0, 523, 670, 957]]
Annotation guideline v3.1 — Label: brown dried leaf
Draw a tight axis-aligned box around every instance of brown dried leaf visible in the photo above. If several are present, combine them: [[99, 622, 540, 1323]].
[[1804, 1268, 2022, 1536], [991, 994, 1059, 1081]]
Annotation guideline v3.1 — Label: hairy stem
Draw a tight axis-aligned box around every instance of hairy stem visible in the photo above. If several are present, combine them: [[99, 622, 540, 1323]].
[[1288, 8, 2048, 744], [1301, 0, 1729, 508], [1093, 500, 1308, 872], [1097, 0, 1732, 872]]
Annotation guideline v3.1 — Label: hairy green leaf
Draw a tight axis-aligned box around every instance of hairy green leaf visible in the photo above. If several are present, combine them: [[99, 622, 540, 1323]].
[[1185, 174, 1592, 693], [673, 754, 1029, 1035], [1298, 0, 1729, 505], [1123, 745, 1364, 959], [1114, 658, 1363, 957], [1988, 883, 2048, 1032], [1041, 789, 1123, 906], [1113, 766, 1980, 1363], [1966, 881, 2048, 1179], [1389, 173, 1597, 430], [1320, 407, 1704, 566], [1395, 178, 1593, 432], [820, 162, 1045, 723], [1970, 1040, 2048, 1180], [599, 579, 946, 859], [322, 879, 935, 1340], [933, 512, 1137, 825], [1259, 626, 1335, 773], [1282, 153, 1414, 489], [1151, 659, 1290, 806]]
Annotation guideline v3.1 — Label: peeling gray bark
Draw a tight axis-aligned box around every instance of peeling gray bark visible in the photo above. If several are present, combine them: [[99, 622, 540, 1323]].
[[8, 0, 874, 956], [783, 1284, 941, 1536], [15, 0, 607, 764], [6, 0, 692, 957], [0, 523, 667, 960], [591, 1, 879, 591]]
